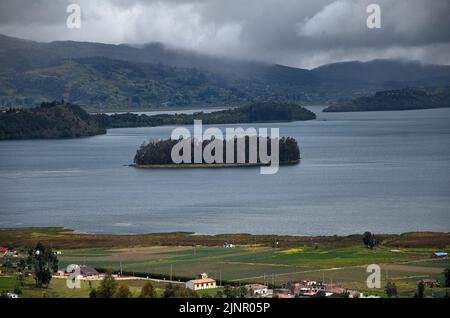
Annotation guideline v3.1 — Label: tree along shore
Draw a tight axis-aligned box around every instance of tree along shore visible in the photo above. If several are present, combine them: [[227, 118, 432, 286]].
[[133, 136, 300, 166]]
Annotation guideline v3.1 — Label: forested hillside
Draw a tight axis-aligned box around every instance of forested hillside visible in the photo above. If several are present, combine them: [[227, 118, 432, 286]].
[[0, 101, 106, 140], [324, 87, 450, 112]]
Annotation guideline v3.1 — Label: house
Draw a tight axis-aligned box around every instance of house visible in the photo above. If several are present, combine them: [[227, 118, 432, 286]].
[[420, 279, 440, 287], [223, 242, 234, 248], [287, 280, 327, 296], [433, 252, 448, 258], [186, 273, 217, 291], [56, 270, 66, 277], [246, 284, 269, 296], [0, 247, 8, 256], [65, 265, 100, 279], [79, 266, 100, 278]]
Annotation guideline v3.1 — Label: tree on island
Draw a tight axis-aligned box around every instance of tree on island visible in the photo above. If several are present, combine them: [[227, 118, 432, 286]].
[[26, 242, 59, 288], [134, 136, 300, 166]]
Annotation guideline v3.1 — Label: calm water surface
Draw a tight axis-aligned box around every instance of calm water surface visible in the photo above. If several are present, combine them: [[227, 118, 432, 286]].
[[1, 106, 449, 235]]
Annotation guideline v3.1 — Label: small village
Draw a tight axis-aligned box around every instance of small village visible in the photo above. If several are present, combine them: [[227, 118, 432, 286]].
[[1, 242, 448, 299]]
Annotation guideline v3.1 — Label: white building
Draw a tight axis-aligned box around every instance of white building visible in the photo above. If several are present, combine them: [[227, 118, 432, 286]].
[[186, 273, 217, 291], [246, 284, 269, 296]]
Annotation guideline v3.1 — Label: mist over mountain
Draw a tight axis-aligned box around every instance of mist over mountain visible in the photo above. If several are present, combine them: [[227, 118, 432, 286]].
[[1, 34, 449, 110]]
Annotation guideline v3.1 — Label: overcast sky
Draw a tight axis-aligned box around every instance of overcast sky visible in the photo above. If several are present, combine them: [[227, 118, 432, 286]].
[[0, 0, 449, 68]]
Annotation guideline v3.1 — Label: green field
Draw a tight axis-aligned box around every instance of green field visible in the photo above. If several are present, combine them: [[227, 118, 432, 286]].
[[2, 244, 448, 298], [0, 275, 176, 298], [2, 228, 449, 298], [55, 244, 448, 295]]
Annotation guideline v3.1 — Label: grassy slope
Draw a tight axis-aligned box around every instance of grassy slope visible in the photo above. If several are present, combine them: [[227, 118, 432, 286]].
[[2, 228, 449, 249]]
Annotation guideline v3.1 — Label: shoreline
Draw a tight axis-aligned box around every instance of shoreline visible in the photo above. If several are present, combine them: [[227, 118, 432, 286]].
[[130, 160, 300, 169], [87, 105, 236, 114], [1, 227, 449, 249]]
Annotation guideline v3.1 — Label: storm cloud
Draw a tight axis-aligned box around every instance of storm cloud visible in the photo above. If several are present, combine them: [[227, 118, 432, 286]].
[[0, 0, 449, 68]]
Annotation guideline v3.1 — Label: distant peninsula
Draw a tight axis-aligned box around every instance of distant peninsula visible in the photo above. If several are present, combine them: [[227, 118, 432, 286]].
[[0, 101, 106, 140], [0, 101, 315, 140], [94, 102, 316, 129], [323, 87, 450, 112]]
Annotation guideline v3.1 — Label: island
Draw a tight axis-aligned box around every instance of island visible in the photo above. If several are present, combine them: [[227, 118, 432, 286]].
[[133, 136, 301, 168], [94, 102, 316, 129], [323, 87, 450, 112], [0, 101, 106, 140]]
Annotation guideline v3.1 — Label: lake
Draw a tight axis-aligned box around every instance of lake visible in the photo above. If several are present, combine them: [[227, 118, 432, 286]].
[[1, 106, 449, 235]]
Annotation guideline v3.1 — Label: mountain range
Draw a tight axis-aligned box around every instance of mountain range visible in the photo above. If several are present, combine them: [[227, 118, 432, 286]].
[[1, 34, 450, 111]]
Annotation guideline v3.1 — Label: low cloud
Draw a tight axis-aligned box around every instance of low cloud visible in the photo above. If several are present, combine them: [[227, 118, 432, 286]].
[[0, 0, 449, 68]]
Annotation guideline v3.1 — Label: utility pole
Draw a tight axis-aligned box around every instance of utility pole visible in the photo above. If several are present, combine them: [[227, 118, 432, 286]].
[[170, 264, 173, 281]]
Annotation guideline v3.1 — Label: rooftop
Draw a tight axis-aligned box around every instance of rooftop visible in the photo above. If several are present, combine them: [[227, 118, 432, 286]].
[[189, 278, 216, 284], [80, 266, 99, 276], [246, 284, 268, 290], [434, 252, 448, 256]]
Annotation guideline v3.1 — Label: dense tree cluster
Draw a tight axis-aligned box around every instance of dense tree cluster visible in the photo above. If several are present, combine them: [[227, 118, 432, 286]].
[[385, 282, 398, 298], [134, 136, 300, 165], [324, 86, 450, 112], [163, 284, 199, 298], [362, 231, 378, 249], [26, 242, 59, 288], [0, 101, 106, 140]]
